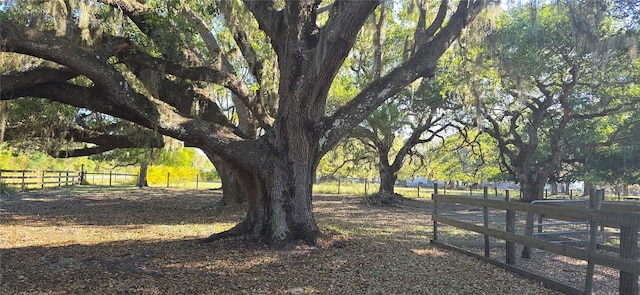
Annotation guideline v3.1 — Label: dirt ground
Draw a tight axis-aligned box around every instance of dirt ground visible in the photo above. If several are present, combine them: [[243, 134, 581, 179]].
[[1, 187, 562, 294]]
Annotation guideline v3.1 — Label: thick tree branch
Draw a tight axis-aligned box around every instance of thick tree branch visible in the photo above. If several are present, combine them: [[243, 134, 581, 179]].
[[415, 0, 449, 49], [48, 126, 164, 158], [320, 1, 487, 155], [242, 0, 285, 53], [1, 67, 78, 91], [1, 18, 251, 149]]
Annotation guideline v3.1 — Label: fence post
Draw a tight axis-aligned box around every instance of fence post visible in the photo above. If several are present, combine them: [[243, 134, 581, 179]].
[[57, 171, 62, 187], [41, 170, 45, 189], [619, 225, 638, 294], [22, 170, 26, 191], [505, 190, 516, 265], [109, 171, 112, 187], [337, 179, 341, 195], [433, 182, 438, 241], [585, 189, 603, 294], [483, 186, 490, 258], [167, 172, 170, 188], [65, 171, 69, 186], [417, 185, 420, 198], [538, 213, 544, 233], [364, 178, 368, 195], [196, 173, 199, 189], [79, 164, 85, 185]]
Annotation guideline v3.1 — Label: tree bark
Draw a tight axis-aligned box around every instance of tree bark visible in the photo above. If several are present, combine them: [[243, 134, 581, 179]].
[[137, 162, 149, 188], [379, 167, 397, 193], [623, 184, 629, 196], [209, 153, 245, 205], [0, 101, 6, 150], [205, 136, 321, 246], [550, 181, 558, 195], [519, 175, 546, 258], [583, 181, 593, 196]]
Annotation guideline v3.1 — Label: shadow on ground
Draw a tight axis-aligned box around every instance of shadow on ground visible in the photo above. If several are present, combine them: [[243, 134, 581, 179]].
[[1, 187, 238, 226], [1, 188, 561, 294]]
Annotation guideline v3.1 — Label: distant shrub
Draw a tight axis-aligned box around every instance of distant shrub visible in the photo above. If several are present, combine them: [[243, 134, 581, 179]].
[[144, 165, 199, 187]]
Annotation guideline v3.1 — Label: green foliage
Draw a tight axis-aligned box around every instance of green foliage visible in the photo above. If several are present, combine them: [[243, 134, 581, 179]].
[[144, 165, 199, 186], [3, 98, 78, 152], [573, 133, 640, 186], [317, 138, 377, 180], [155, 148, 196, 167], [427, 131, 503, 183], [0, 144, 91, 171], [443, 2, 640, 191]]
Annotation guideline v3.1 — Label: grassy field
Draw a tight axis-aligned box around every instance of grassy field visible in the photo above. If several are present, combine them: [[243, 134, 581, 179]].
[[312, 181, 514, 199]]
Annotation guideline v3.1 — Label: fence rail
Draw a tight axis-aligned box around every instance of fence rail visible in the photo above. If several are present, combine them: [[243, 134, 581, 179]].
[[0, 169, 79, 190], [0, 169, 220, 191], [432, 184, 639, 295], [84, 171, 136, 186]]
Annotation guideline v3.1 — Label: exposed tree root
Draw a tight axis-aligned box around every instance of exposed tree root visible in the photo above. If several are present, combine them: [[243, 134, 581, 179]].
[[365, 191, 410, 207], [201, 221, 248, 243]]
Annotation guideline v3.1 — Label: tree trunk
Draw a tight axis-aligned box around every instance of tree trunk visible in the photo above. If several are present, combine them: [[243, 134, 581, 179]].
[[137, 162, 149, 187], [378, 166, 397, 194], [205, 127, 321, 246], [209, 154, 245, 205], [0, 101, 6, 150], [519, 175, 546, 258], [551, 182, 558, 195], [205, 159, 320, 246], [583, 181, 592, 196], [623, 184, 629, 196]]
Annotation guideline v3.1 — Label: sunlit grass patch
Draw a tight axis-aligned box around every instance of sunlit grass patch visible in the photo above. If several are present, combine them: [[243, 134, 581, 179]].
[[2, 223, 236, 248], [411, 248, 447, 256]]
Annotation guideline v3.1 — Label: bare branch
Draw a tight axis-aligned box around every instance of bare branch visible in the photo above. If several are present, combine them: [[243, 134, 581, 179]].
[[320, 1, 488, 155]]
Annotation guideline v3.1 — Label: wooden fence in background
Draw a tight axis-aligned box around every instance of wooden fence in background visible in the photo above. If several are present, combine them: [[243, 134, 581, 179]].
[[0, 169, 219, 191], [0, 169, 79, 191], [432, 184, 639, 295], [0, 169, 137, 191], [83, 171, 136, 187]]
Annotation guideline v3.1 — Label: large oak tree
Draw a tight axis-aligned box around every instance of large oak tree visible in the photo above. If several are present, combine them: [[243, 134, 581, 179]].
[[1, 0, 488, 246]]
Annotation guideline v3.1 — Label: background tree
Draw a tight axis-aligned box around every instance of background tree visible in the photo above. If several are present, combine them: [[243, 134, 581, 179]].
[[428, 128, 503, 188], [334, 2, 454, 195], [317, 137, 375, 182], [451, 2, 639, 257], [570, 129, 640, 196]]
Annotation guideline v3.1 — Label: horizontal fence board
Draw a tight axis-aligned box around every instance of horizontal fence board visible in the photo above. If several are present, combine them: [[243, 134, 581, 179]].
[[435, 215, 640, 274], [433, 194, 640, 228], [0, 170, 37, 173], [1, 170, 79, 190], [602, 202, 640, 213], [430, 240, 585, 295]]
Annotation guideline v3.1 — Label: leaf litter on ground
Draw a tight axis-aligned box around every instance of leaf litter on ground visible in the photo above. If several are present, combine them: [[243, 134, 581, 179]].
[[1, 187, 566, 294]]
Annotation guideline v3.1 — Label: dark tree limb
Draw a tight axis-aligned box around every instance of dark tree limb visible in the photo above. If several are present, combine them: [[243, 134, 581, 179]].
[[320, 1, 488, 155]]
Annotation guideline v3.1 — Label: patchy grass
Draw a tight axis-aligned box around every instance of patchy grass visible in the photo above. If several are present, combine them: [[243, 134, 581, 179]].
[[1, 187, 560, 294]]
